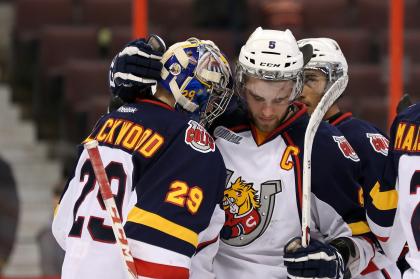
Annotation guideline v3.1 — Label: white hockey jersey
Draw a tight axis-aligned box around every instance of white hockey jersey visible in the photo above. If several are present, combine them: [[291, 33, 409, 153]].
[[367, 103, 420, 279], [204, 103, 375, 279]]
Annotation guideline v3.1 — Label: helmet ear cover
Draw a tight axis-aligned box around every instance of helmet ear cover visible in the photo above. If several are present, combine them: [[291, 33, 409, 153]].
[[159, 38, 234, 127]]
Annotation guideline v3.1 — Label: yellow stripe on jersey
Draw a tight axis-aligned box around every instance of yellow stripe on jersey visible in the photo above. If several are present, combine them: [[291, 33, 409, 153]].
[[53, 204, 59, 218], [370, 181, 398, 210], [127, 207, 198, 247], [348, 221, 371, 235]]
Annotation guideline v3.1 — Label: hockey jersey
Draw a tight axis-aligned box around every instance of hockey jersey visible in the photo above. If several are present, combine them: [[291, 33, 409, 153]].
[[368, 103, 420, 279], [206, 103, 374, 279], [328, 112, 400, 279], [52, 99, 226, 279]]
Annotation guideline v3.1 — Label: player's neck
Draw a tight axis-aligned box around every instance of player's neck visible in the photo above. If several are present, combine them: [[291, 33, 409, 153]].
[[155, 87, 176, 108], [324, 104, 341, 120]]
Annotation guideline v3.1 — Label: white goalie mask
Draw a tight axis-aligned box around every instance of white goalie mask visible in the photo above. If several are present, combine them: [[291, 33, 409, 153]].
[[236, 27, 312, 102], [297, 38, 348, 92]]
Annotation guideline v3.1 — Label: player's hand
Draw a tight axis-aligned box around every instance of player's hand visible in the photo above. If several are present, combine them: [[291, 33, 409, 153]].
[[109, 35, 166, 101], [284, 237, 345, 279]]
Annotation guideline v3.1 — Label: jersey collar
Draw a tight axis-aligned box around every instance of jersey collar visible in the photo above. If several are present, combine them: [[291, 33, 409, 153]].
[[328, 112, 352, 126], [136, 98, 175, 111], [251, 102, 308, 146]]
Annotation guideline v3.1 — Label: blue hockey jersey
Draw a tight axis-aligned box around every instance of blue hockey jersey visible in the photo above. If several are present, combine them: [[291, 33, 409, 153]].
[[369, 103, 420, 279], [53, 99, 226, 279]]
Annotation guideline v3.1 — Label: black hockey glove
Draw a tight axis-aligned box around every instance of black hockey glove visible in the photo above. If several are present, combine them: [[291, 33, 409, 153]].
[[109, 35, 166, 103], [284, 237, 346, 279]]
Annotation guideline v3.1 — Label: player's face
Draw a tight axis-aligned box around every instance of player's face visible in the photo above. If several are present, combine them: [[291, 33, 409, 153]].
[[299, 69, 328, 114], [243, 76, 294, 133]]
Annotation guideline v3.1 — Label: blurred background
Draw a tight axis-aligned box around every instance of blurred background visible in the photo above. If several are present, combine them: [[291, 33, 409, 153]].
[[0, 0, 418, 278]]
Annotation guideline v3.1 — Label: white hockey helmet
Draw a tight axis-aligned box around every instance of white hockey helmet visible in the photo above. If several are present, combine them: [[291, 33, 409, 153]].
[[297, 38, 348, 91], [236, 27, 312, 101]]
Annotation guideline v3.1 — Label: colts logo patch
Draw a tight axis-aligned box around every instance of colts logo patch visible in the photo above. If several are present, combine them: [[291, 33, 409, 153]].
[[184, 120, 215, 153], [221, 171, 281, 246], [333, 136, 360, 162], [366, 133, 389, 156]]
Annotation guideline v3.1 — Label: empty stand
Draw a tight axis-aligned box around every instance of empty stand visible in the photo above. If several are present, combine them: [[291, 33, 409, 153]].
[[407, 63, 420, 102], [79, 0, 132, 27], [405, 0, 420, 29], [109, 27, 132, 58], [64, 59, 109, 109], [355, 0, 388, 30], [149, 0, 193, 29], [15, 0, 73, 40], [39, 26, 99, 77], [356, 98, 389, 132], [307, 29, 374, 63], [63, 59, 109, 141], [301, 0, 353, 30], [346, 64, 387, 99], [406, 31, 420, 63]]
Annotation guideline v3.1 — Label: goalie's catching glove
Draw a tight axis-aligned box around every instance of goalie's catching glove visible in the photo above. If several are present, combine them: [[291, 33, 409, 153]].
[[109, 35, 166, 103], [284, 237, 346, 279]]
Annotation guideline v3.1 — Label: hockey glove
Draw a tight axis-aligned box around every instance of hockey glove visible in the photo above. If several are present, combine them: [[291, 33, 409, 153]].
[[109, 35, 166, 102], [284, 237, 345, 279]]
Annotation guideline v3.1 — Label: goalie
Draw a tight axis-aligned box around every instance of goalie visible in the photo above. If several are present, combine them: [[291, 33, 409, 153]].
[[52, 36, 233, 279]]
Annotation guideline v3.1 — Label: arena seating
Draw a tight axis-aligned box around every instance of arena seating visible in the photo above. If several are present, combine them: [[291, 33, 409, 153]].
[[79, 0, 132, 27], [11, 0, 419, 142]]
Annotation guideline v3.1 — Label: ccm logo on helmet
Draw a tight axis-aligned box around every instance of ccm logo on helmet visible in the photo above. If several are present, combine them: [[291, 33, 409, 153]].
[[260, 62, 281, 67], [185, 120, 215, 153]]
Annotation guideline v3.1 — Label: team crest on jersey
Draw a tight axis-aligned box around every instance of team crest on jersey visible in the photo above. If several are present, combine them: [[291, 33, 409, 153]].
[[333, 136, 360, 162], [366, 133, 389, 156], [184, 120, 215, 153], [221, 172, 281, 246]]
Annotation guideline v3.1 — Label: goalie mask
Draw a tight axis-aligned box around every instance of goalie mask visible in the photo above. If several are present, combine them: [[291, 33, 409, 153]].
[[297, 38, 348, 93], [236, 27, 312, 103], [159, 38, 233, 127]]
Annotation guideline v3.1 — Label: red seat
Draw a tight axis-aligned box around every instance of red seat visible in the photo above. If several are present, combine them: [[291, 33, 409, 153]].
[[356, 98, 389, 132], [307, 29, 373, 63], [301, 0, 353, 31], [404, 0, 420, 29], [64, 59, 109, 109], [15, 0, 73, 41], [355, 0, 388, 31], [149, 0, 194, 29], [406, 31, 420, 63], [39, 26, 99, 77], [80, 0, 132, 27], [346, 64, 387, 99], [407, 64, 420, 102]]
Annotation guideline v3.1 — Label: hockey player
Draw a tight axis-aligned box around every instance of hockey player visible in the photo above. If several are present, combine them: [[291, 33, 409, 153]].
[[369, 103, 420, 279], [208, 27, 376, 279], [297, 37, 401, 278], [52, 36, 233, 279], [108, 28, 378, 278]]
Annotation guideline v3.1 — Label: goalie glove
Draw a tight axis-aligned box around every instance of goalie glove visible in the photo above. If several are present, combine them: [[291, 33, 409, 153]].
[[284, 237, 346, 279], [109, 35, 166, 103]]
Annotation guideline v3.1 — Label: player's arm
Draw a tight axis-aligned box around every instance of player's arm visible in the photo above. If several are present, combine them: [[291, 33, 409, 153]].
[[285, 128, 375, 278], [124, 126, 226, 279]]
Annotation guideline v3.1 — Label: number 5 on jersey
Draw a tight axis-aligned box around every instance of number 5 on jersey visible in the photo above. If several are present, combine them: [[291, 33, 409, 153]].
[[165, 181, 203, 214]]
